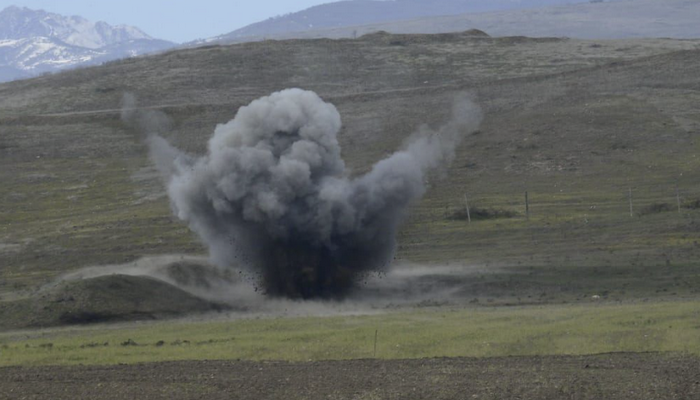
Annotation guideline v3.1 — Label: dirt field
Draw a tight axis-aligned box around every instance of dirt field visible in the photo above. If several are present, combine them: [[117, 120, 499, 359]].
[[1, 353, 698, 400]]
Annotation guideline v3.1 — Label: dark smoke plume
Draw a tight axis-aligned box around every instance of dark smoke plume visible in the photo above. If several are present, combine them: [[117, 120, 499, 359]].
[[126, 89, 481, 299]]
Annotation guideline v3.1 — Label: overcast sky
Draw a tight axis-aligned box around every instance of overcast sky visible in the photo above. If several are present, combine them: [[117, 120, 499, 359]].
[[0, 1, 333, 43]]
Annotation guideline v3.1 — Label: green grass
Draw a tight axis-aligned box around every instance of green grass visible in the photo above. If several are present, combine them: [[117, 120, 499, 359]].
[[3, 37, 700, 297], [0, 155, 203, 293], [2, 36, 700, 373], [1, 300, 698, 367]]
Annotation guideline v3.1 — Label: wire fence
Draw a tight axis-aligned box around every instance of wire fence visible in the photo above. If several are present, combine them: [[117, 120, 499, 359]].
[[410, 183, 700, 225]]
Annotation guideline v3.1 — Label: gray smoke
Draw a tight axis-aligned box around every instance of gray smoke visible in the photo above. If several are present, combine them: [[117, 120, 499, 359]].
[[127, 88, 481, 299]]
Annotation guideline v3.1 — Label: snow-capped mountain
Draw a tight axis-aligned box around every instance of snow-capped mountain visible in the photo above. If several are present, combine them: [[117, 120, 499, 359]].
[[0, 6, 174, 82]]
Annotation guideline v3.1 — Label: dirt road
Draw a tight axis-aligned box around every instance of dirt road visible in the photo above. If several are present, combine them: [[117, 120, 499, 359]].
[[1, 353, 698, 399]]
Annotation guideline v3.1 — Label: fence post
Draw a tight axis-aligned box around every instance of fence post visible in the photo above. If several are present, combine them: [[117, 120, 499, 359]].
[[464, 194, 471, 224], [373, 329, 378, 358], [525, 191, 530, 220], [628, 187, 633, 217]]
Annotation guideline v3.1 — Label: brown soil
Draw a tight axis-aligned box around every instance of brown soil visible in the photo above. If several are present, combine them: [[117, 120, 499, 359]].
[[1, 353, 698, 399]]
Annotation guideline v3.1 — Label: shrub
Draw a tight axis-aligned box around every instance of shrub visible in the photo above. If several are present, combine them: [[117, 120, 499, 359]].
[[450, 206, 519, 221], [638, 202, 673, 216], [683, 199, 700, 210]]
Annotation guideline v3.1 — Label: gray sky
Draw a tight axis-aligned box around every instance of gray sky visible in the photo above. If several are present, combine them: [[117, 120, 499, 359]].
[[0, 1, 333, 43]]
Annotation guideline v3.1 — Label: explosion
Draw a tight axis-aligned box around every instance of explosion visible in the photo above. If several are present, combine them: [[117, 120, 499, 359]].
[[127, 89, 481, 299]]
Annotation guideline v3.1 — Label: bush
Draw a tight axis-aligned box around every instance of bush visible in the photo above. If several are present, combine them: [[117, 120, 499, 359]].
[[450, 206, 519, 221], [638, 202, 674, 216], [683, 199, 700, 210]]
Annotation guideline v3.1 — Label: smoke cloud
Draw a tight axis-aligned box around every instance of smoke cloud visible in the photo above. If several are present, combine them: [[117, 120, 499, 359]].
[[126, 89, 481, 299]]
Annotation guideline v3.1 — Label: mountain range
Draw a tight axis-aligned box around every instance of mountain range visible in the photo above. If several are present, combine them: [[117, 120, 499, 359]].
[[206, 0, 588, 43], [3, 0, 698, 82], [202, 0, 700, 44], [0, 6, 174, 82]]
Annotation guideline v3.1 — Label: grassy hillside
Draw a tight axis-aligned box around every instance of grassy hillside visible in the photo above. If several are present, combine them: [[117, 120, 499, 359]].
[[1, 32, 700, 308]]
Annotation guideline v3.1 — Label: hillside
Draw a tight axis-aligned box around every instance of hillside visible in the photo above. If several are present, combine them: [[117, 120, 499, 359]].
[[209, 0, 700, 44], [210, 0, 587, 43], [1, 31, 700, 311]]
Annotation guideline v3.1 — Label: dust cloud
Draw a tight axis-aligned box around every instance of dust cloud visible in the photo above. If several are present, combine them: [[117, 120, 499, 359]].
[[123, 89, 482, 300]]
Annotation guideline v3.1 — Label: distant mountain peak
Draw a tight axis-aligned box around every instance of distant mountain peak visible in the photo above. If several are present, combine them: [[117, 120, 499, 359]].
[[1, 5, 27, 12], [0, 6, 174, 82], [0, 5, 154, 49]]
